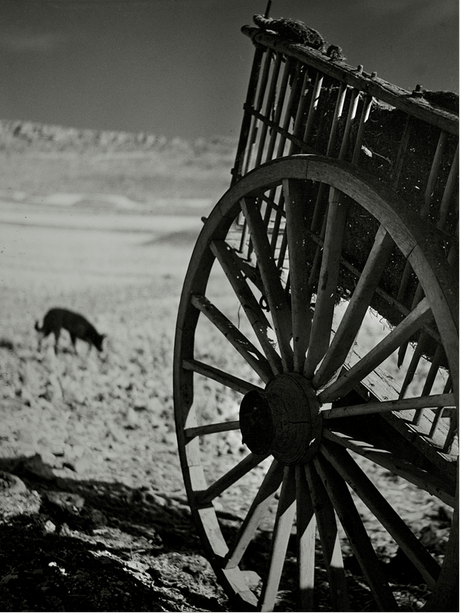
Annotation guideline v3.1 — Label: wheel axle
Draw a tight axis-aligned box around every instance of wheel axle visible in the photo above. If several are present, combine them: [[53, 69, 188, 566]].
[[239, 373, 322, 464]]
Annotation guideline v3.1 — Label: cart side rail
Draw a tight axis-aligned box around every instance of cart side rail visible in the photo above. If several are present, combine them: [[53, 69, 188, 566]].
[[233, 25, 458, 244]]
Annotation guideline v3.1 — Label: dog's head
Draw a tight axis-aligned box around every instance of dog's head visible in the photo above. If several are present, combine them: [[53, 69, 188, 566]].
[[95, 333, 106, 352]]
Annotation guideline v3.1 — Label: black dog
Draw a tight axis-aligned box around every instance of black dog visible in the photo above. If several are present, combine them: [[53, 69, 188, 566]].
[[35, 308, 105, 354]]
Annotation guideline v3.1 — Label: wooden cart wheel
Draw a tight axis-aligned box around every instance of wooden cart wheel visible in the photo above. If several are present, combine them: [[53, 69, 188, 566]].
[[173, 155, 458, 612]]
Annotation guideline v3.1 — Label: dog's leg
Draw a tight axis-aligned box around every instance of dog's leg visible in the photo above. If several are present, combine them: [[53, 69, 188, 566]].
[[70, 333, 78, 355], [53, 330, 60, 354]]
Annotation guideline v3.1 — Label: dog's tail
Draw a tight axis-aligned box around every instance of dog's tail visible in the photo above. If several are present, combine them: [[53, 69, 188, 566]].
[[34, 320, 43, 332]]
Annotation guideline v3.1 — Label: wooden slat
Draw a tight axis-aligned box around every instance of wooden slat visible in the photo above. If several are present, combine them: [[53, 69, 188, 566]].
[[232, 43, 265, 183], [211, 239, 283, 374], [304, 463, 351, 611], [265, 56, 292, 162], [323, 429, 455, 507], [322, 393, 455, 420], [240, 197, 294, 371], [314, 454, 398, 611], [185, 420, 240, 439], [313, 226, 394, 388], [325, 82, 348, 155], [438, 145, 459, 228], [351, 92, 374, 164], [260, 466, 296, 612], [191, 293, 273, 383], [284, 178, 312, 372], [304, 187, 349, 378], [197, 452, 269, 506], [182, 358, 261, 395], [303, 72, 323, 143], [242, 26, 458, 136], [382, 408, 458, 472], [289, 64, 312, 154], [421, 130, 447, 219], [243, 50, 272, 170], [276, 61, 302, 158], [270, 198, 286, 259], [254, 52, 283, 168], [321, 441, 440, 587], [225, 459, 283, 569], [338, 86, 360, 160], [295, 464, 316, 611], [399, 331, 430, 399], [319, 297, 433, 403]]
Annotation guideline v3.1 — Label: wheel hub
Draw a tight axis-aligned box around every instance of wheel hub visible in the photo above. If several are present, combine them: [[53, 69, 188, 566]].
[[239, 373, 322, 464]]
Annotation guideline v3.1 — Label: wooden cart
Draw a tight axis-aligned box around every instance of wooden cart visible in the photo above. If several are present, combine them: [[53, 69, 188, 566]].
[[174, 16, 458, 612]]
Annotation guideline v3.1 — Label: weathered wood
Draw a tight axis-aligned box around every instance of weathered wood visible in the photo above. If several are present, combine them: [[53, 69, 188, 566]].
[[174, 153, 458, 610], [304, 463, 351, 611], [294, 464, 316, 611], [314, 454, 398, 611], [313, 226, 395, 388], [321, 440, 441, 587], [283, 178, 312, 372], [191, 293, 273, 382], [289, 65, 312, 154], [304, 187, 350, 378], [231, 43, 266, 183], [211, 239, 284, 374], [197, 452, 269, 506], [338, 86, 360, 159], [242, 26, 458, 135], [260, 466, 296, 612], [225, 459, 283, 569], [351, 92, 374, 164], [240, 196, 294, 371], [182, 358, 261, 395], [319, 297, 434, 402], [184, 420, 240, 439], [255, 52, 283, 168], [242, 47, 274, 177], [323, 429, 455, 506], [265, 57, 293, 162], [322, 393, 455, 420], [438, 145, 459, 228]]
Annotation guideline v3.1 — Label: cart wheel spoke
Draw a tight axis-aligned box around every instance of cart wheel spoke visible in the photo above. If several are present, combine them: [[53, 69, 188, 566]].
[[183, 358, 263, 395], [191, 293, 273, 382], [283, 179, 313, 373], [313, 226, 395, 388], [313, 453, 398, 611], [304, 462, 351, 611], [260, 466, 296, 612], [323, 428, 456, 506], [322, 392, 456, 420], [197, 452, 270, 506], [294, 465, 316, 610], [321, 440, 441, 587], [210, 238, 284, 374], [240, 197, 294, 371], [304, 188, 349, 378], [319, 297, 433, 403], [225, 459, 284, 569]]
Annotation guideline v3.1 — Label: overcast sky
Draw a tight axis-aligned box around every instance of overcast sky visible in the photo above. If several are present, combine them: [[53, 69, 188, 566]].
[[0, 0, 458, 140]]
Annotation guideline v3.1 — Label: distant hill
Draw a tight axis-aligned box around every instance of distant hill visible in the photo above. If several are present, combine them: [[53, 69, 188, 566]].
[[0, 120, 238, 202]]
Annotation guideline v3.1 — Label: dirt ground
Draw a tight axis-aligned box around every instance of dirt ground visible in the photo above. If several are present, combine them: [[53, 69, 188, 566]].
[[0, 190, 453, 611]]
